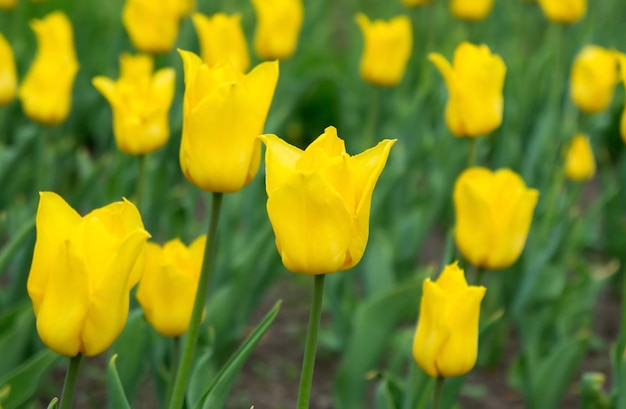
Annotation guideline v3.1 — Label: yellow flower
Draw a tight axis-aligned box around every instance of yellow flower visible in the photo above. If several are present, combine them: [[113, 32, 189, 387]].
[[429, 42, 506, 137], [450, 0, 494, 21], [178, 50, 278, 193], [0, 33, 17, 106], [261, 127, 395, 275], [356, 13, 412, 87], [19, 12, 79, 126], [170, 0, 195, 18], [619, 54, 626, 144], [192, 13, 250, 73], [454, 167, 539, 270], [122, 0, 181, 53], [92, 53, 175, 155], [0, 0, 16, 10], [27, 192, 150, 357], [136, 236, 205, 337], [570, 46, 619, 114], [251, 0, 303, 60], [537, 0, 586, 23], [401, 0, 431, 7], [565, 134, 595, 181], [413, 262, 486, 378]]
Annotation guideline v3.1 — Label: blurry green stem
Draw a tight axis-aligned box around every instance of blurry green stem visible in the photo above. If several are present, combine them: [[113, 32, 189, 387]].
[[58, 354, 83, 409], [165, 336, 181, 407], [474, 266, 486, 286], [168, 192, 223, 409], [296, 273, 326, 409], [468, 138, 477, 167], [540, 165, 566, 241], [432, 377, 445, 409], [136, 154, 146, 211], [36, 125, 50, 192], [364, 87, 381, 150]]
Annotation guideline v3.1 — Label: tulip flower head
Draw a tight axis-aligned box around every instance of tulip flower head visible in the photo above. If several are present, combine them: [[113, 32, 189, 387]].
[[413, 262, 486, 378], [565, 134, 595, 182], [450, 0, 495, 21], [0, 33, 17, 106], [618, 54, 626, 144], [19, 12, 79, 126], [122, 0, 182, 53], [0, 0, 16, 10], [261, 127, 395, 275], [454, 167, 539, 270], [192, 12, 250, 73], [537, 0, 586, 24], [27, 192, 150, 357], [356, 13, 412, 87], [570, 46, 619, 114], [93, 53, 176, 155], [178, 50, 278, 193], [429, 42, 506, 137], [251, 0, 304, 60]]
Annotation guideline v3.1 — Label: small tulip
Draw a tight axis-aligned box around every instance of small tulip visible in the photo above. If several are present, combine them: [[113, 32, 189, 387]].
[[537, 0, 586, 24], [454, 167, 539, 270], [136, 236, 206, 337], [19, 12, 79, 126], [356, 13, 412, 87], [450, 0, 494, 21], [92, 53, 175, 155], [251, 0, 303, 60], [565, 134, 595, 182], [192, 13, 250, 73], [0, 33, 17, 105], [178, 50, 278, 193], [27, 192, 150, 357], [570, 46, 619, 114], [261, 127, 395, 275], [413, 262, 486, 378], [122, 0, 181, 54], [0, 0, 16, 10], [429, 42, 506, 137], [401, 0, 431, 7], [618, 54, 626, 144]]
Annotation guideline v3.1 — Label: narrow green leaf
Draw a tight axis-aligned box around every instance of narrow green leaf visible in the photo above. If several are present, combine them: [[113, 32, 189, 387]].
[[107, 355, 131, 409], [0, 349, 59, 409], [46, 397, 58, 409]]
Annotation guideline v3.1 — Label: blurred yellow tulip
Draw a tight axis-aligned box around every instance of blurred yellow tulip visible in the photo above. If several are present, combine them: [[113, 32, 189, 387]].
[[356, 13, 412, 87], [537, 0, 586, 23], [401, 0, 431, 7], [454, 167, 539, 270], [122, 0, 182, 53], [0, 34, 17, 105], [429, 42, 506, 137], [19, 12, 79, 126], [170, 0, 195, 18], [261, 127, 395, 275], [178, 50, 278, 193], [136, 236, 206, 337], [192, 13, 250, 73], [413, 262, 486, 378], [565, 134, 595, 181], [27, 192, 150, 357], [619, 54, 626, 144], [92, 53, 175, 155], [450, 0, 494, 21], [570, 46, 619, 114], [251, 0, 303, 60], [0, 0, 16, 10]]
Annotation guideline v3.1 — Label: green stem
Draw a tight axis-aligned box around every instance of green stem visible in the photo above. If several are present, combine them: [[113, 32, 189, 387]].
[[431, 377, 445, 409], [468, 138, 477, 167], [168, 192, 223, 409], [58, 354, 83, 409], [135, 154, 146, 211], [474, 266, 486, 287], [36, 125, 49, 192], [296, 274, 326, 409], [364, 87, 380, 150], [165, 336, 181, 407]]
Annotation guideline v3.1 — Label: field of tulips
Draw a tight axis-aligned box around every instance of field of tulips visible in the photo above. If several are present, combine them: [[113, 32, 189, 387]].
[[1, 0, 626, 408]]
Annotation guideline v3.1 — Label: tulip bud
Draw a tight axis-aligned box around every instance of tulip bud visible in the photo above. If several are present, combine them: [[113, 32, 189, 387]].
[[450, 0, 494, 21], [570, 46, 619, 114], [0, 33, 17, 105], [565, 134, 595, 182], [192, 12, 250, 73], [251, 0, 303, 60], [122, 0, 182, 53], [537, 0, 586, 24]]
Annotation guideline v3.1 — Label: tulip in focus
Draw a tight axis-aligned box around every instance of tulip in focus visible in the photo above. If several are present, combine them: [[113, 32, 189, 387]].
[[251, 0, 303, 60], [401, 0, 431, 7], [122, 0, 182, 54], [537, 0, 586, 24], [454, 167, 539, 270], [93, 53, 176, 155], [19, 12, 79, 126], [356, 13, 412, 87], [178, 50, 278, 193], [565, 134, 595, 182], [429, 42, 506, 137], [413, 262, 486, 378], [27, 192, 150, 357], [137, 236, 206, 337], [450, 0, 494, 21], [261, 127, 395, 275], [570, 46, 619, 114], [192, 13, 250, 73], [0, 33, 17, 105]]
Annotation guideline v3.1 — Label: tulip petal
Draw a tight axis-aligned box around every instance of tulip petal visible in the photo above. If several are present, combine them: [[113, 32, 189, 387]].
[[178, 49, 204, 90], [261, 133, 303, 194], [434, 262, 468, 300], [152, 67, 176, 108], [246, 60, 279, 125], [92, 77, 118, 106], [428, 53, 455, 91]]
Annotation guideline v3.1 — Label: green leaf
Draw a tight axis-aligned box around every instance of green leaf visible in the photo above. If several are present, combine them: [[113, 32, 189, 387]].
[[580, 372, 610, 409], [107, 355, 131, 409], [0, 303, 34, 377], [0, 349, 60, 409], [45, 397, 58, 409]]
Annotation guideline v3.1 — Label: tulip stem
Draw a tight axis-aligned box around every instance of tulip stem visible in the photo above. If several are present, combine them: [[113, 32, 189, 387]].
[[165, 336, 181, 407], [432, 377, 445, 409], [136, 154, 146, 211], [58, 354, 83, 409], [468, 138, 477, 167], [296, 273, 326, 409], [474, 267, 486, 286], [168, 192, 223, 409], [364, 87, 381, 150]]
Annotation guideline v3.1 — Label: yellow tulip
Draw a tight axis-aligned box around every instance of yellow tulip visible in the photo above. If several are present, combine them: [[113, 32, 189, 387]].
[[19, 12, 79, 126], [450, 0, 494, 21], [136, 236, 205, 337], [619, 54, 626, 144], [192, 13, 250, 73], [122, 0, 181, 54], [429, 42, 506, 137], [0, 34, 17, 105], [454, 167, 538, 270], [565, 134, 595, 181], [537, 0, 586, 23], [401, 0, 431, 7], [261, 127, 395, 275], [92, 53, 175, 155], [356, 13, 412, 87], [251, 0, 303, 60], [27, 192, 150, 357], [0, 0, 16, 10], [570, 46, 619, 114], [178, 50, 278, 193], [170, 0, 195, 18], [413, 262, 486, 378]]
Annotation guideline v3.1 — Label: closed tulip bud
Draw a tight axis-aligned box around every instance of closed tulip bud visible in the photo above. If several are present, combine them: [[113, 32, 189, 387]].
[[136, 236, 205, 337], [565, 134, 595, 181], [356, 13, 412, 87], [0, 34, 17, 105], [261, 127, 395, 275], [537, 0, 586, 24], [27, 192, 150, 357], [92, 53, 175, 155], [0, 0, 16, 10], [429, 42, 506, 137], [251, 0, 303, 61], [178, 50, 278, 193], [19, 12, 79, 126], [122, 0, 181, 54], [450, 0, 494, 21], [570, 46, 619, 114], [401, 0, 431, 7], [192, 13, 250, 73], [413, 262, 486, 378], [454, 167, 538, 270]]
